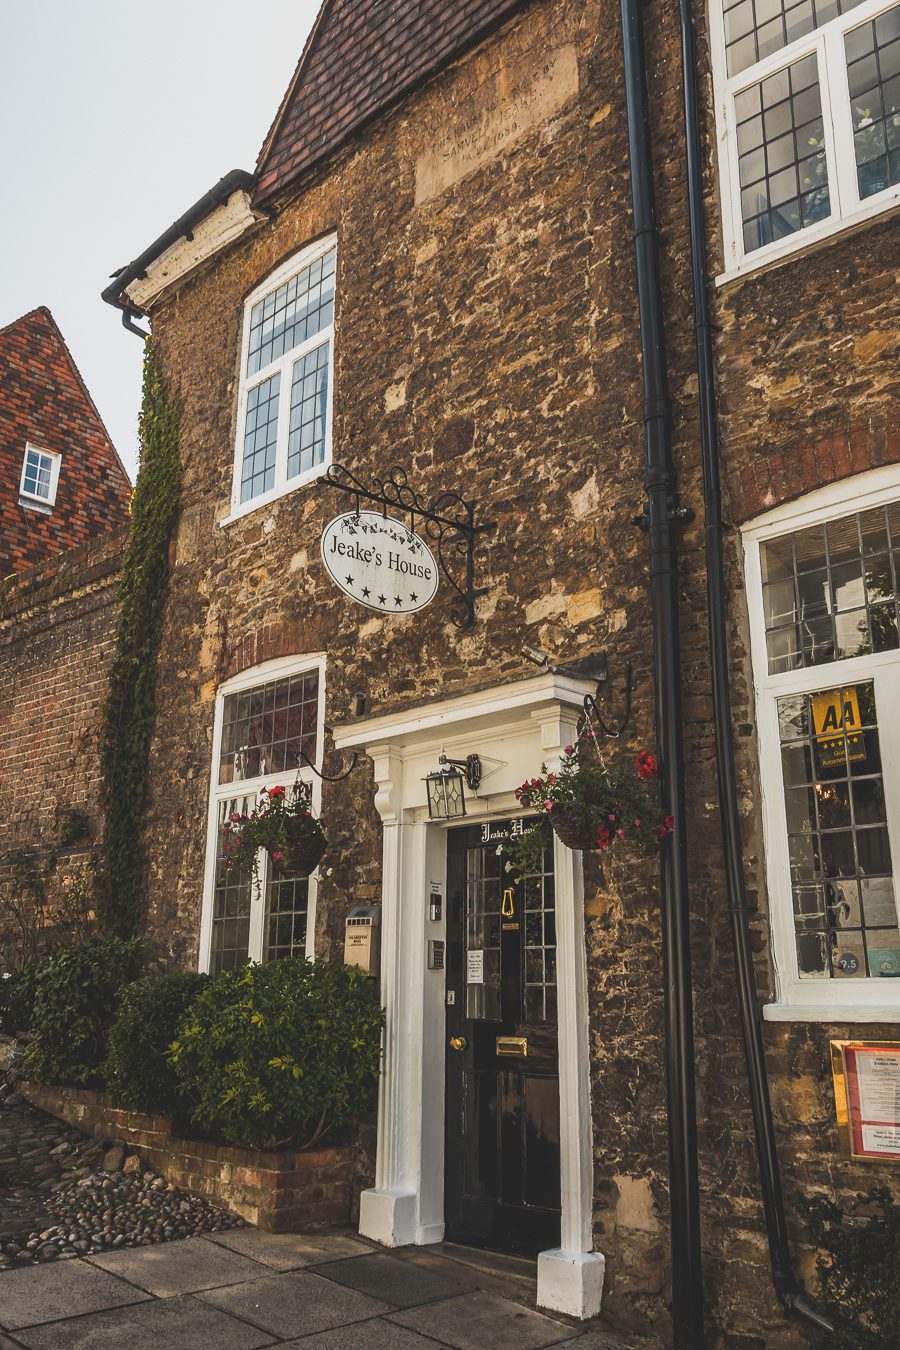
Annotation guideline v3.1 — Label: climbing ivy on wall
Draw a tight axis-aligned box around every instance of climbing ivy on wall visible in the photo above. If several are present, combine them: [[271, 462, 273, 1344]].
[[98, 345, 181, 938]]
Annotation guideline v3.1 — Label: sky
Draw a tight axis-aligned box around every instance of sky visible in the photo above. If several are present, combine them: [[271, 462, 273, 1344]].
[[0, 0, 321, 481]]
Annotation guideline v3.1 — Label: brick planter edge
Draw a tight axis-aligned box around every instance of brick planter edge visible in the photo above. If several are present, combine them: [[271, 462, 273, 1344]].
[[19, 1080, 355, 1231]]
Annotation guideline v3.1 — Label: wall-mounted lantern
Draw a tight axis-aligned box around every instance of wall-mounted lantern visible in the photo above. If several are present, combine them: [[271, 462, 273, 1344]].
[[424, 749, 482, 820]]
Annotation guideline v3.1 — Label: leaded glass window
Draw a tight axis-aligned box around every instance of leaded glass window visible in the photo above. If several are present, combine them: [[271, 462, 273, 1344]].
[[205, 660, 324, 973], [761, 502, 900, 673], [231, 239, 335, 516], [20, 446, 60, 506], [747, 477, 900, 1010], [713, 0, 900, 269], [218, 669, 319, 785]]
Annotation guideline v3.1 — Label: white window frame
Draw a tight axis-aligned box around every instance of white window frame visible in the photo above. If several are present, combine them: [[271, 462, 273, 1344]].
[[19, 443, 62, 510], [710, 0, 900, 282], [198, 653, 327, 972], [221, 234, 336, 526], [744, 463, 900, 1021]]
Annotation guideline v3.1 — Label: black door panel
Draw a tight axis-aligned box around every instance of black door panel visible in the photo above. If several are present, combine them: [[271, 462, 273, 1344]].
[[444, 822, 561, 1257]]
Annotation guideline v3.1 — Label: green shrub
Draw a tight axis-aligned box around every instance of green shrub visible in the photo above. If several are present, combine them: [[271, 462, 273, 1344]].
[[0, 965, 40, 1034], [169, 959, 384, 1150], [25, 938, 143, 1087], [802, 1186, 900, 1348], [104, 972, 210, 1114]]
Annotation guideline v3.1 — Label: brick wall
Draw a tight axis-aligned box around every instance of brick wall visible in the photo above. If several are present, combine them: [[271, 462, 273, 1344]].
[[19, 1081, 358, 1231], [0, 528, 126, 951]]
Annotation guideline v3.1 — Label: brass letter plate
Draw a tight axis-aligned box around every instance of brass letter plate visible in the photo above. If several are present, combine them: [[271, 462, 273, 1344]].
[[496, 1036, 527, 1057]]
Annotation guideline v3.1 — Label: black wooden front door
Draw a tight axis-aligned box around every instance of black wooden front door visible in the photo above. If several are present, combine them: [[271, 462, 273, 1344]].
[[444, 822, 561, 1257]]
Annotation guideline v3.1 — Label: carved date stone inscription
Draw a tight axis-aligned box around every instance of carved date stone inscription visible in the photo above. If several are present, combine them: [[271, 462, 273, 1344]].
[[415, 45, 580, 204]]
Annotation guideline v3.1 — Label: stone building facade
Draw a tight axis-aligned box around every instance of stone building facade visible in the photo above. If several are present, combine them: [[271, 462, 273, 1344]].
[[95, 0, 899, 1343]]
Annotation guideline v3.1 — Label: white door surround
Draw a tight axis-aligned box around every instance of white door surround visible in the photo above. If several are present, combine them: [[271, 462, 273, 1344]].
[[332, 671, 606, 1319]]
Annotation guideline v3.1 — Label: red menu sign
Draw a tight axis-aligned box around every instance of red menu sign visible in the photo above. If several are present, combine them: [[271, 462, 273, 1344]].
[[832, 1042, 900, 1162]]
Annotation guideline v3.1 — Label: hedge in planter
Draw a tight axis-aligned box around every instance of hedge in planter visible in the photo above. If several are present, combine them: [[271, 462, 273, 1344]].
[[104, 972, 210, 1115], [169, 958, 384, 1150], [25, 937, 143, 1088]]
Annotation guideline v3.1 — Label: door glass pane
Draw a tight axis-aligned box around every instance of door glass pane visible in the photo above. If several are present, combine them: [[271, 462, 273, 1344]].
[[209, 794, 254, 973], [761, 505, 900, 673], [777, 681, 899, 979], [522, 833, 557, 1025], [466, 845, 502, 1020]]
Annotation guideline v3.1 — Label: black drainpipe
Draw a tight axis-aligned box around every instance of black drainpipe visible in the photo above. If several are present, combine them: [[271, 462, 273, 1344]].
[[675, 0, 834, 1337], [619, 0, 705, 1346]]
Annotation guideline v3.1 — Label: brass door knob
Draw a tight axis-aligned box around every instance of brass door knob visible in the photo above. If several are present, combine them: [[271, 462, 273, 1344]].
[[449, 1036, 467, 1051]]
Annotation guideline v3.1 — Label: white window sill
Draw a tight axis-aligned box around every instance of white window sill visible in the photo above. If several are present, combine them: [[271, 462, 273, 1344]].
[[716, 189, 900, 288], [18, 495, 52, 515], [218, 460, 331, 528], [763, 1001, 900, 1024]]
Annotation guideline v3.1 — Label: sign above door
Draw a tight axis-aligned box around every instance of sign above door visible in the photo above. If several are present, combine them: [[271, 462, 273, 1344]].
[[321, 510, 439, 615]]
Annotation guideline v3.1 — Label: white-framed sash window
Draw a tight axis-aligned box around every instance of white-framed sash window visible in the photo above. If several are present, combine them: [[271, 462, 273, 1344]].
[[711, 0, 900, 278], [744, 465, 900, 1019], [199, 654, 326, 973], [20, 444, 62, 510], [222, 235, 336, 525]]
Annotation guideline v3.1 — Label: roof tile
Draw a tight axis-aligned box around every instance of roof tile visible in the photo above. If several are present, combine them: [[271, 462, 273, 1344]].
[[255, 0, 530, 202]]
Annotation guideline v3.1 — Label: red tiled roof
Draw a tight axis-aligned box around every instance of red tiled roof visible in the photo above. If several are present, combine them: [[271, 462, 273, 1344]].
[[255, 0, 530, 202], [0, 307, 132, 577]]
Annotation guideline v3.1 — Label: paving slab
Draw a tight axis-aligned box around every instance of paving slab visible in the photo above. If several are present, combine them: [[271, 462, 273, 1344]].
[[198, 1269, 390, 1338], [389, 1290, 579, 1349], [202, 1228, 371, 1271], [0, 1260, 149, 1331], [13, 1294, 275, 1350], [86, 1235, 267, 1296], [314, 1252, 463, 1308], [280, 1318, 446, 1347]]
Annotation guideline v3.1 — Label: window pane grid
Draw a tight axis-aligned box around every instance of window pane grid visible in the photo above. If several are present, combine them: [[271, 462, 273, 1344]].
[[210, 795, 254, 973], [762, 504, 900, 674], [218, 670, 319, 785], [778, 682, 898, 979], [523, 835, 557, 1025], [22, 449, 53, 499], [725, 0, 866, 75], [265, 874, 309, 961], [466, 845, 502, 1021], [240, 374, 280, 504], [247, 247, 335, 377], [288, 340, 330, 479], [846, 9, 900, 198], [736, 55, 830, 252]]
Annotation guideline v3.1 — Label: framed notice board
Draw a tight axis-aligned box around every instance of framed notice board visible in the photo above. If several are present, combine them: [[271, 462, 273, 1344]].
[[831, 1041, 900, 1162]]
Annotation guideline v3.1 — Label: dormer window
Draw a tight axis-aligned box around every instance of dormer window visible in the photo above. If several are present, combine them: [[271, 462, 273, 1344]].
[[20, 445, 61, 510], [224, 235, 336, 524]]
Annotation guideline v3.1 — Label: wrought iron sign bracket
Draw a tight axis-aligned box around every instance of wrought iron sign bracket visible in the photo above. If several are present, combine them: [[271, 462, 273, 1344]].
[[296, 726, 361, 783], [323, 464, 495, 629], [582, 657, 634, 740]]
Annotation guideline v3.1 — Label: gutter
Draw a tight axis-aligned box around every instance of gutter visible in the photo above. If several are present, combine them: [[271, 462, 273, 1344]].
[[674, 0, 834, 1338], [618, 0, 705, 1345], [101, 169, 258, 339]]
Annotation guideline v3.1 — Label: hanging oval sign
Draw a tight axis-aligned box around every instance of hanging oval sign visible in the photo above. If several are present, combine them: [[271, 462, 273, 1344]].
[[321, 511, 439, 615]]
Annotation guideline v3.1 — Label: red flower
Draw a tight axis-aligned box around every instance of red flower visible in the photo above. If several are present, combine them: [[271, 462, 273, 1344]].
[[656, 815, 675, 840], [597, 825, 611, 849], [635, 751, 657, 780], [269, 785, 286, 799], [564, 744, 575, 756], [272, 849, 283, 862]]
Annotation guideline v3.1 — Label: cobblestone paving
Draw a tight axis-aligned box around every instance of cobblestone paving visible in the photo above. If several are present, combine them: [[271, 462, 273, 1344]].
[[0, 1091, 244, 1268]]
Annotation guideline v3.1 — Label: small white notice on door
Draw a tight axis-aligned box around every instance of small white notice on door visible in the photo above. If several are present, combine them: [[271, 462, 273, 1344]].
[[466, 949, 484, 985]]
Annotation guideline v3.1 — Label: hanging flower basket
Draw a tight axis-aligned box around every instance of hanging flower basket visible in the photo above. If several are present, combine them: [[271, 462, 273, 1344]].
[[547, 802, 597, 851], [221, 781, 329, 886], [271, 825, 328, 878], [515, 743, 672, 855]]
